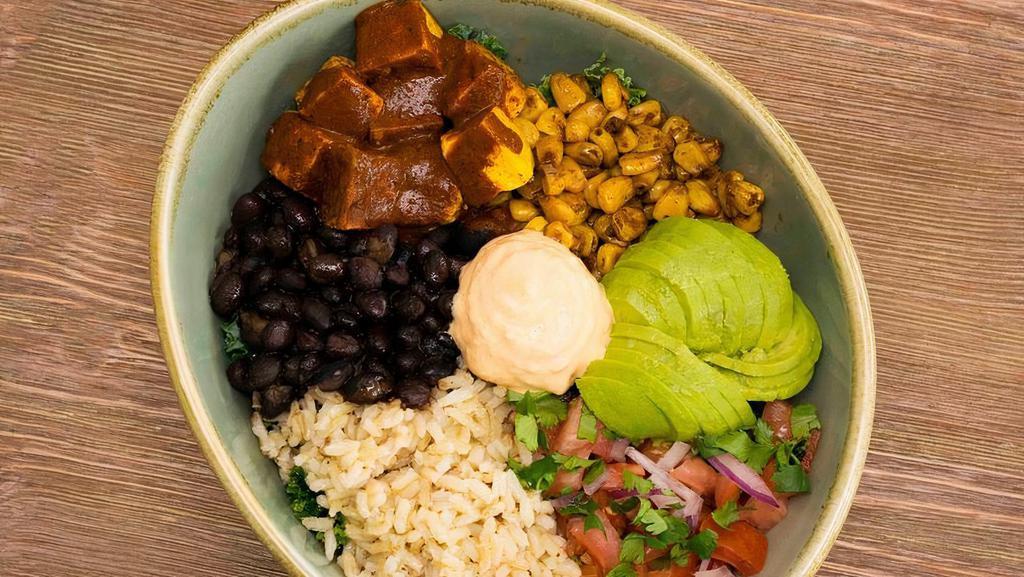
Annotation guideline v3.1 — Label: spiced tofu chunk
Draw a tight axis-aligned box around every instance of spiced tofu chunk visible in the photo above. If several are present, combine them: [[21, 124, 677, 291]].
[[369, 70, 446, 145], [296, 63, 383, 139], [443, 40, 526, 124], [355, 0, 444, 76], [260, 112, 346, 202]]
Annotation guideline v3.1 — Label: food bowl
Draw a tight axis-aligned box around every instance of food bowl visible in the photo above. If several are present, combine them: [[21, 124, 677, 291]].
[[150, 0, 876, 575]]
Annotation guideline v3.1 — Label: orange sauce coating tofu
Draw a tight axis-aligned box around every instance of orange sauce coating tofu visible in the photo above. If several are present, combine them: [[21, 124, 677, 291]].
[[297, 64, 383, 139], [369, 70, 446, 145], [260, 112, 347, 202], [440, 106, 533, 206], [320, 136, 463, 230], [443, 40, 526, 124], [355, 0, 444, 76]]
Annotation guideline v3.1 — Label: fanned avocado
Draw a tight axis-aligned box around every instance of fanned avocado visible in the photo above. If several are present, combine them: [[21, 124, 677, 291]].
[[579, 367, 675, 440], [603, 267, 688, 336], [610, 324, 754, 432], [595, 353, 701, 440]]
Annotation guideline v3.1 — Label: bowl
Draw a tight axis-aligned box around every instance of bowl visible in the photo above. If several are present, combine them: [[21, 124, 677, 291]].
[[150, 1, 876, 575]]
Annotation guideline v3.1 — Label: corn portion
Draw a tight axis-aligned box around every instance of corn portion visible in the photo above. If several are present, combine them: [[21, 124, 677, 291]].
[[497, 70, 767, 277]]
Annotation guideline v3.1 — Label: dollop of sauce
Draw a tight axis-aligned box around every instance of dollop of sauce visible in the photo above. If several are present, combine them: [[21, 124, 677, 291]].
[[450, 230, 613, 394]]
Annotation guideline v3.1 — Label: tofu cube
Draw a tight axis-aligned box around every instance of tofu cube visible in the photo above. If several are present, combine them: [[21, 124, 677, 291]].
[[260, 112, 345, 201], [296, 62, 383, 139], [369, 70, 446, 145], [443, 40, 526, 124], [355, 0, 444, 76], [440, 106, 534, 206]]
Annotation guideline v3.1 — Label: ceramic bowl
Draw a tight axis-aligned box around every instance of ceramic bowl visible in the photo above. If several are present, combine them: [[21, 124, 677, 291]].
[[151, 1, 876, 575]]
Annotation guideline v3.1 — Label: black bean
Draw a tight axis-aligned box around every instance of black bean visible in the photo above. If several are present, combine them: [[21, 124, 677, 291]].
[[239, 255, 264, 276], [239, 311, 268, 348], [247, 266, 275, 297], [558, 385, 581, 404], [283, 353, 322, 387], [414, 239, 441, 260], [425, 226, 453, 248], [241, 225, 268, 254], [448, 258, 467, 281], [408, 281, 433, 301], [232, 192, 267, 226], [332, 309, 360, 331], [255, 290, 301, 320], [434, 332, 459, 358], [344, 371, 393, 404], [269, 210, 286, 228], [366, 325, 391, 356], [384, 262, 410, 287], [392, 244, 413, 266], [298, 237, 323, 268], [253, 178, 290, 203], [222, 227, 240, 250], [249, 354, 281, 390], [397, 377, 433, 409], [347, 235, 368, 256], [301, 297, 332, 333], [226, 358, 250, 392], [259, 385, 294, 417], [436, 290, 456, 321], [348, 257, 383, 290], [281, 196, 318, 232], [265, 226, 293, 261], [364, 225, 397, 264], [320, 285, 345, 305], [261, 319, 295, 351], [451, 226, 494, 258], [295, 328, 324, 352], [394, 351, 422, 375], [307, 254, 346, 284], [420, 358, 456, 383], [419, 334, 447, 358], [325, 332, 362, 359], [420, 314, 443, 333], [395, 325, 423, 350], [392, 292, 426, 322], [355, 290, 388, 320], [362, 357, 390, 377], [315, 226, 347, 251], [210, 271, 243, 317], [275, 267, 307, 292], [311, 361, 355, 392], [422, 251, 450, 286]]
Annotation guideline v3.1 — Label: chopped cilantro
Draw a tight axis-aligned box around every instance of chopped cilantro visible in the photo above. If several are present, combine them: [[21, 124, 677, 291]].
[[620, 533, 646, 564], [514, 413, 540, 451], [606, 563, 638, 577], [610, 495, 640, 515], [711, 499, 740, 528], [221, 317, 249, 361], [688, 529, 719, 560], [559, 495, 603, 532], [446, 23, 508, 59], [578, 405, 598, 442], [581, 52, 648, 106], [773, 462, 811, 493], [508, 391, 568, 427], [790, 404, 821, 440], [623, 470, 654, 494], [633, 498, 669, 535], [583, 459, 607, 486], [552, 453, 598, 471], [698, 428, 774, 472], [670, 544, 692, 567], [509, 456, 559, 491], [754, 418, 774, 445]]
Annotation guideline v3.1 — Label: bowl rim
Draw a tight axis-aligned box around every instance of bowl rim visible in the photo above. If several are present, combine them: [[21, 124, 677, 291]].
[[150, 1, 876, 575]]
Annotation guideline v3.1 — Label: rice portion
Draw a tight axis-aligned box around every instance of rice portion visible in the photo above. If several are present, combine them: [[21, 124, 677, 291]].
[[252, 369, 582, 577]]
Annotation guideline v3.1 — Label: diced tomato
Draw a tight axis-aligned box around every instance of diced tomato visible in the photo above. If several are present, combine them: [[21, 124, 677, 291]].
[[567, 509, 622, 575], [670, 457, 718, 496], [762, 400, 793, 441], [602, 463, 646, 491], [740, 494, 789, 531], [579, 563, 600, 577], [552, 398, 594, 458], [591, 425, 615, 459], [549, 469, 585, 496], [592, 490, 629, 533], [801, 428, 821, 472], [700, 518, 768, 577], [762, 460, 777, 492], [714, 474, 742, 509], [646, 553, 698, 577]]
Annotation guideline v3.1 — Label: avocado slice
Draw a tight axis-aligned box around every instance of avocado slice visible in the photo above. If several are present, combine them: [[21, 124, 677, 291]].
[[579, 367, 675, 440], [602, 344, 704, 438], [577, 375, 674, 441], [701, 295, 821, 377], [615, 240, 722, 353], [610, 324, 754, 433], [645, 218, 764, 354], [603, 266, 688, 337], [701, 220, 793, 350]]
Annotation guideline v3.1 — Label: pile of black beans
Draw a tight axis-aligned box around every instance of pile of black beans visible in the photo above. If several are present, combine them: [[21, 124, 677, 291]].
[[209, 178, 493, 417]]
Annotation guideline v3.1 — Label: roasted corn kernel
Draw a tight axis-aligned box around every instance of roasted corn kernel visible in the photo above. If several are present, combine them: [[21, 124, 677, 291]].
[[673, 138, 712, 177], [550, 72, 588, 114], [632, 169, 660, 192], [518, 175, 543, 201], [589, 128, 619, 168], [509, 198, 540, 222], [635, 124, 673, 153], [570, 74, 594, 99], [597, 175, 636, 213], [648, 179, 675, 204], [727, 177, 765, 216], [535, 107, 566, 138], [601, 72, 626, 111], [601, 107, 628, 134], [612, 206, 647, 242], [544, 221, 576, 248], [559, 157, 588, 194], [524, 215, 548, 231], [520, 87, 550, 123], [539, 163, 566, 196], [596, 243, 626, 275], [568, 100, 609, 130], [539, 195, 576, 224], [685, 179, 721, 216], [653, 188, 690, 221], [535, 134, 564, 166], [614, 125, 639, 154], [627, 100, 662, 127], [618, 150, 664, 176], [571, 224, 599, 257], [733, 210, 763, 233], [584, 170, 610, 208], [700, 137, 722, 165], [565, 142, 604, 167], [660, 115, 692, 143], [565, 120, 591, 143], [513, 117, 541, 148]]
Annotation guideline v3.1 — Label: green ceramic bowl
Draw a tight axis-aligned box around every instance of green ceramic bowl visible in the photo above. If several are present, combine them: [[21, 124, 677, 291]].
[[151, 1, 876, 575]]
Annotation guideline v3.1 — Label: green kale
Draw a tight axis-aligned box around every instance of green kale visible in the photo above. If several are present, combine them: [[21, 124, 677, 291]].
[[534, 74, 554, 105], [285, 467, 326, 520], [582, 52, 648, 106], [446, 23, 508, 60], [220, 317, 249, 361]]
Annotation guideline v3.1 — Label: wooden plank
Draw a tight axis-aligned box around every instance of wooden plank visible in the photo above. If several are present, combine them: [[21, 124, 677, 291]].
[[0, 1, 1021, 575]]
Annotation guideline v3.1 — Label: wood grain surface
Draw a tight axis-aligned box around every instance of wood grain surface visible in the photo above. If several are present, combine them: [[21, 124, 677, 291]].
[[1, 1, 1022, 575]]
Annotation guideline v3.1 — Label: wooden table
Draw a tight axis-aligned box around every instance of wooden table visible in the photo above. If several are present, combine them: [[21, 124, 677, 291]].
[[1, 1, 1021, 575]]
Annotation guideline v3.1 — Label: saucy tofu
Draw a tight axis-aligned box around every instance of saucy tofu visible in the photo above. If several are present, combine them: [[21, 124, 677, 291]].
[[355, 0, 445, 76], [369, 70, 446, 145], [260, 112, 347, 201], [296, 61, 383, 139], [443, 40, 526, 124], [440, 106, 533, 206], [320, 136, 463, 229]]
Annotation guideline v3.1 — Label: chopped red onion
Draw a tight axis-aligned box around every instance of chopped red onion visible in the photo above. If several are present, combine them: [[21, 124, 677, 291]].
[[707, 453, 780, 507], [649, 493, 682, 509], [656, 441, 691, 470], [625, 447, 703, 513], [699, 559, 711, 572], [606, 488, 636, 500], [609, 438, 630, 462], [583, 469, 610, 496], [695, 566, 734, 577], [549, 494, 576, 510]]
